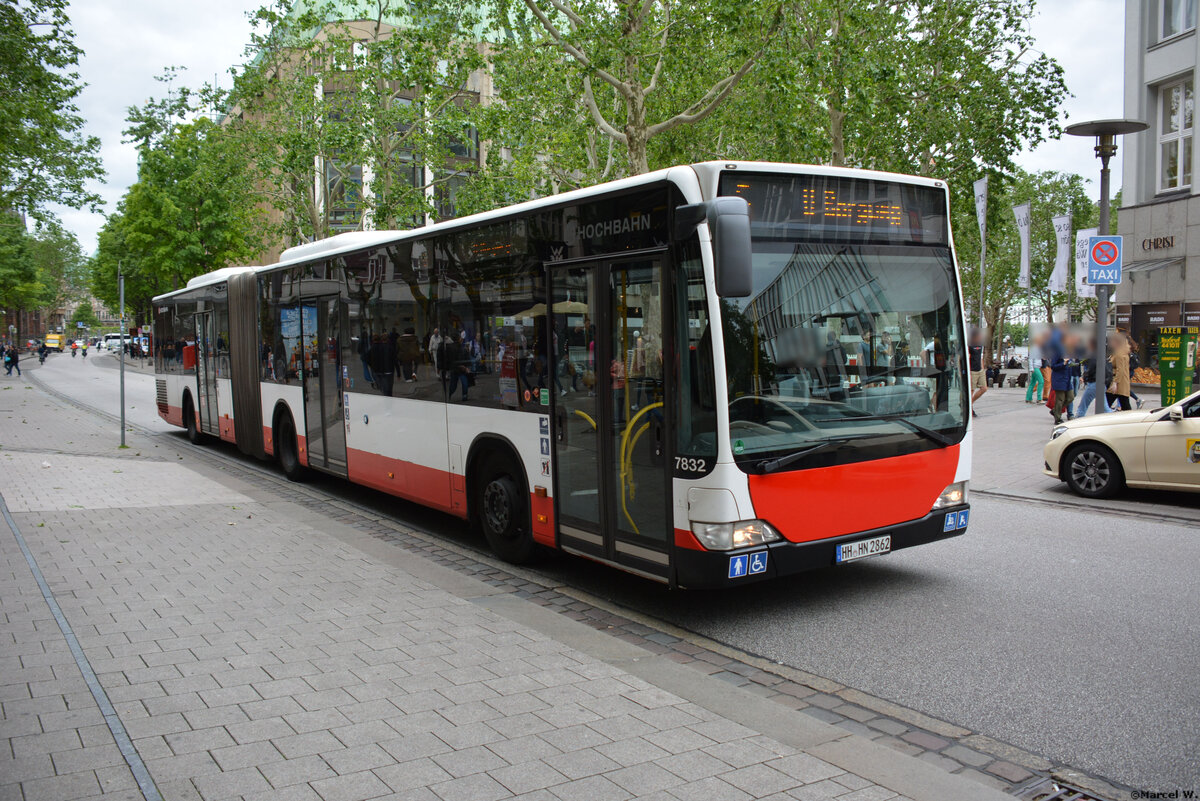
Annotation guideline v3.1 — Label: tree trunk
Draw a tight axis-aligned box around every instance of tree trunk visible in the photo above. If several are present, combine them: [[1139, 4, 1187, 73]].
[[625, 88, 650, 174], [829, 104, 845, 167]]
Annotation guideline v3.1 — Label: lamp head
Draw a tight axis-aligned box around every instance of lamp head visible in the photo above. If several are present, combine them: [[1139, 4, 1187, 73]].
[[1065, 119, 1148, 162]]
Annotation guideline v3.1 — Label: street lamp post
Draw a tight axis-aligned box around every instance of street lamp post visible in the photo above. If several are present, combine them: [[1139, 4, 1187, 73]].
[[118, 261, 126, 447], [1065, 119, 1148, 415]]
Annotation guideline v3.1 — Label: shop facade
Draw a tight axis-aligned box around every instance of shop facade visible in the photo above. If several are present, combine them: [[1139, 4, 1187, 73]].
[[1118, 0, 1200, 385]]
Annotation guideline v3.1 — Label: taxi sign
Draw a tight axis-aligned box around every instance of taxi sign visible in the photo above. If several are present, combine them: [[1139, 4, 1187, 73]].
[[1087, 236, 1122, 285]]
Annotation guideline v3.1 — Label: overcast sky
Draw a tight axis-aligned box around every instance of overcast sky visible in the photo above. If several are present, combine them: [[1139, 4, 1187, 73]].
[[49, 0, 1127, 254]]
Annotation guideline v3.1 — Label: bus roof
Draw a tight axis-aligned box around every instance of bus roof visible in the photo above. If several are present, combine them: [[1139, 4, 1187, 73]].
[[153, 161, 947, 304]]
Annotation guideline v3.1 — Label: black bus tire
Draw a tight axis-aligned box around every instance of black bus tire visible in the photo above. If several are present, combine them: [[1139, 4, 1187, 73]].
[[277, 411, 308, 482], [475, 455, 534, 564], [1063, 441, 1124, 499], [184, 394, 206, 445]]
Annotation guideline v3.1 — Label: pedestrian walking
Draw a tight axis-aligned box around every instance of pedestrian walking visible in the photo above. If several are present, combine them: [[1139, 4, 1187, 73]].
[[968, 328, 986, 418], [1074, 338, 1112, 418], [1106, 333, 1133, 411], [6, 345, 20, 377], [1025, 332, 1046, 403], [1047, 323, 1074, 425], [1127, 336, 1145, 409]]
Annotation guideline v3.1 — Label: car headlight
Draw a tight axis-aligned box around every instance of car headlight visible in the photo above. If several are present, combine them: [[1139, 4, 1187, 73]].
[[691, 520, 782, 551], [1051, 425, 1068, 440], [931, 480, 968, 510]]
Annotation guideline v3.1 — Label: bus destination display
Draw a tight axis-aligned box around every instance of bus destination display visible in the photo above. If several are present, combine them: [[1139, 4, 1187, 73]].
[[718, 172, 948, 245]]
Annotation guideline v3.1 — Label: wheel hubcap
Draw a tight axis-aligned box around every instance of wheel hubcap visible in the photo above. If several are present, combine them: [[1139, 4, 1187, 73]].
[[483, 481, 511, 534], [1070, 451, 1109, 492]]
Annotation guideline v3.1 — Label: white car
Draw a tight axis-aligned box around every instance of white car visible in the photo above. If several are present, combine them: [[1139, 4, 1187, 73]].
[[1043, 389, 1200, 497]]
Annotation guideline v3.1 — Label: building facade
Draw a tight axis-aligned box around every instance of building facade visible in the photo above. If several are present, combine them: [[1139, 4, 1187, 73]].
[[1120, 0, 1200, 375]]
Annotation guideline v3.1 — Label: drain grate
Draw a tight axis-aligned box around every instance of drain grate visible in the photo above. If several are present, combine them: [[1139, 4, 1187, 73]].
[[1015, 777, 1110, 801]]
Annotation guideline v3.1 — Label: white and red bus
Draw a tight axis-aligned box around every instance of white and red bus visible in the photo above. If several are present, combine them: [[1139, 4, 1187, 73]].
[[153, 162, 971, 587]]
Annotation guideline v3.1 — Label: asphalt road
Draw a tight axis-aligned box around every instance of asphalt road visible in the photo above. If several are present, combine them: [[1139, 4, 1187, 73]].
[[27, 352, 1200, 791]]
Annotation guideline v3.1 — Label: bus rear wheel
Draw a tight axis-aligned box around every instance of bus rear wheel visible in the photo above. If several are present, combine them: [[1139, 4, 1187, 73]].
[[475, 455, 534, 564], [184, 396, 205, 445], [277, 412, 307, 482]]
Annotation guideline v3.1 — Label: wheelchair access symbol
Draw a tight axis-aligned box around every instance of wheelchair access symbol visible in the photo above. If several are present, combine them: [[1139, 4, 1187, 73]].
[[747, 551, 768, 575]]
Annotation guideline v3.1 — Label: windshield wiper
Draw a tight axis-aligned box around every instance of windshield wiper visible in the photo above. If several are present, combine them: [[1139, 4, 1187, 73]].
[[828, 413, 954, 446], [755, 437, 859, 474]]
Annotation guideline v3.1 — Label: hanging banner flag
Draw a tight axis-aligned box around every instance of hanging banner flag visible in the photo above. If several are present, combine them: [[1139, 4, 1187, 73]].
[[974, 177, 988, 330], [1049, 214, 1072, 292], [1075, 227, 1098, 298], [974, 177, 988, 239], [1013, 203, 1032, 289]]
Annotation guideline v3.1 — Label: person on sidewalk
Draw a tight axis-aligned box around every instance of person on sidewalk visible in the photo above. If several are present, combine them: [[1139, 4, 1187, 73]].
[[1127, 336, 1145, 409], [968, 328, 986, 418], [1106, 333, 1133, 411], [1047, 323, 1074, 425], [1025, 333, 1045, 403], [6, 345, 19, 377], [1075, 338, 1112, 418]]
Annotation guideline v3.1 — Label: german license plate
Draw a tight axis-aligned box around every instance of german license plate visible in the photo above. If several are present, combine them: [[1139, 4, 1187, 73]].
[[835, 535, 892, 564]]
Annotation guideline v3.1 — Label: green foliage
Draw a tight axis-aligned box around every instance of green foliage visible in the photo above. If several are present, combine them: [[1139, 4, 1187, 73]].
[[0, 212, 36, 313], [0, 213, 85, 326], [93, 106, 266, 324], [492, 0, 783, 176], [27, 217, 87, 311], [224, 0, 490, 243], [70, 300, 96, 328], [0, 0, 104, 217]]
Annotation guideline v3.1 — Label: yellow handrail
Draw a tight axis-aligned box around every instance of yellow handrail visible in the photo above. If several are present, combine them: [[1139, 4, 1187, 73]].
[[573, 409, 597, 430], [617, 401, 663, 535]]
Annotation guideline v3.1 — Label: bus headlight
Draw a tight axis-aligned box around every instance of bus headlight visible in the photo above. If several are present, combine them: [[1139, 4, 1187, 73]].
[[931, 481, 968, 510], [691, 520, 782, 551]]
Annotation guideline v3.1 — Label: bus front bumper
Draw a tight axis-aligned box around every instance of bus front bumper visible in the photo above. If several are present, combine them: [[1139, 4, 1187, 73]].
[[673, 505, 970, 589]]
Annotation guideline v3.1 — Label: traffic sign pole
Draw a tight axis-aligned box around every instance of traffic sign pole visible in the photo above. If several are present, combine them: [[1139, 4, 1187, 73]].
[[1096, 156, 1111, 416]]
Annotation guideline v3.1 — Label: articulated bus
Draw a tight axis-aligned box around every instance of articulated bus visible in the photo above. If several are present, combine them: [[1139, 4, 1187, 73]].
[[153, 162, 972, 588]]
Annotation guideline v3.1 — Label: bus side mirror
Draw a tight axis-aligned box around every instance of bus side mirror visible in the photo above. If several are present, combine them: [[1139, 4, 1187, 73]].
[[709, 197, 753, 298], [676, 197, 753, 298]]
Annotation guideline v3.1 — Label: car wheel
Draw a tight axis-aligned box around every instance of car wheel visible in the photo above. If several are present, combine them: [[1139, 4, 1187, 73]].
[[1063, 442, 1125, 499], [475, 455, 534, 564]]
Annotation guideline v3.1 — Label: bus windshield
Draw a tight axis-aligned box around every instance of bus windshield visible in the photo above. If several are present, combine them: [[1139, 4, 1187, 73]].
[[718, 173, 968, 473]]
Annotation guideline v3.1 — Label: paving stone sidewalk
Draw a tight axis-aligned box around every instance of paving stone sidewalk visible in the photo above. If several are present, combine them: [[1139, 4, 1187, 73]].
[[969, 384, 1200, 521], [0, 375, 1007, 801]]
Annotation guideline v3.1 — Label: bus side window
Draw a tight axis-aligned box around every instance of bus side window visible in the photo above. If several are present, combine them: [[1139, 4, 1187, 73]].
[[675, 236, 717, 471]]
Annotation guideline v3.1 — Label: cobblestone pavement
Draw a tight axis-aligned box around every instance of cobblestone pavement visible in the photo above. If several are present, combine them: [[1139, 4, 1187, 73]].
[[0, 373, 1022, 801]]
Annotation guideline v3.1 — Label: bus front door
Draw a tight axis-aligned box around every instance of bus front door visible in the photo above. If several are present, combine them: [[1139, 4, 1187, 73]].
[[194, 310, 219, 435], [301, 297, 348, 475], [551, 257, 672, 581]]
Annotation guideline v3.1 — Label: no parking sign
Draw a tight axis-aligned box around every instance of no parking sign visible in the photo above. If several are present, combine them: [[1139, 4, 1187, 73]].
[[1087, 236, 1123, 285]]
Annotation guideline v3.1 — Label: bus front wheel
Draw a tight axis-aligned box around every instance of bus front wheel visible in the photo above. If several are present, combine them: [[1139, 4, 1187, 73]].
[[277, 412, 307, 482], [475, 456, 533, 564]]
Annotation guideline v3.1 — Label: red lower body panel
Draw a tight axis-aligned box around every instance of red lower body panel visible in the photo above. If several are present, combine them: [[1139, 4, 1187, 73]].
[[748, 445, 960, 543]]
